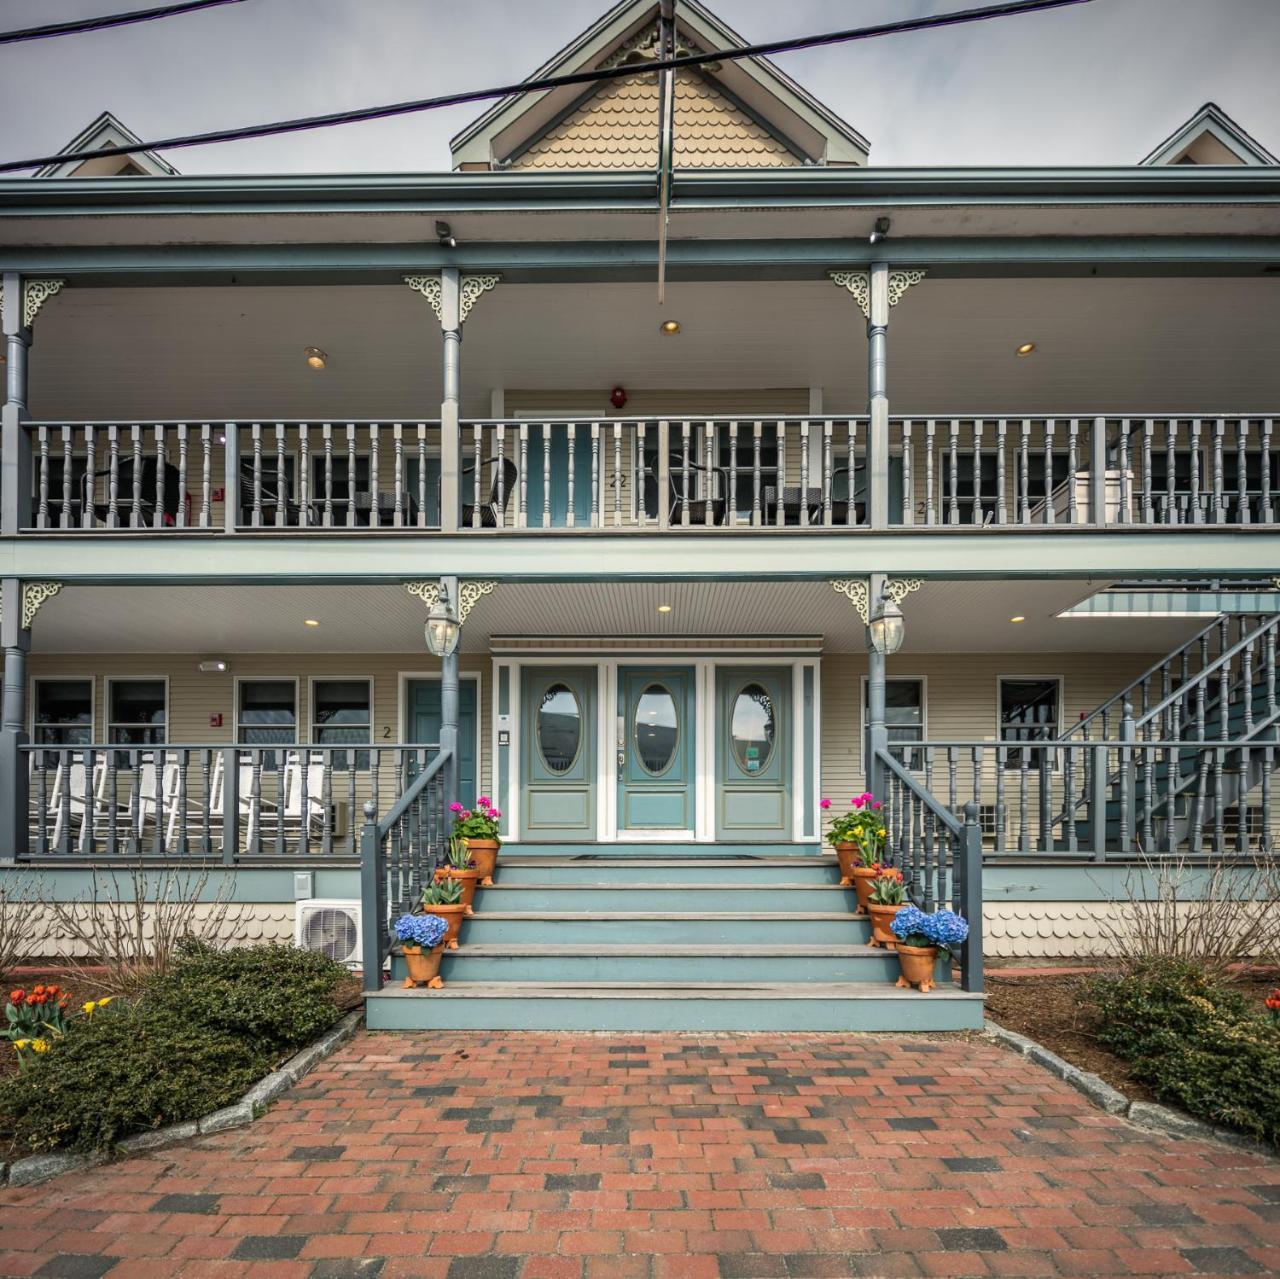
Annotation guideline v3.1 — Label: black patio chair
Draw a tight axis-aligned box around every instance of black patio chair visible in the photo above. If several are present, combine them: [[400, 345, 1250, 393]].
[[83, 457, 185, 526], [461, 456, 519, 528]]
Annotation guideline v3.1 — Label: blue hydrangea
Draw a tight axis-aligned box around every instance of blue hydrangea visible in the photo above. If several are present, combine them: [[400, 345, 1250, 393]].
[[890, 905, 930, 941], [925, 909, 970, 946], [394, 912, 448, 949]]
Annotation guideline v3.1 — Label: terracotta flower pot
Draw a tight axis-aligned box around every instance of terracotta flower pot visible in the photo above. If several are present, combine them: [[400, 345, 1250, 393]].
[[867, 902, 905, 950], [851, 866, 878, 916], [466, 838, 500, 886], [895, 943, 939, 993], [833, 842, 858, 884], [402, 944, 445, 989], [435, 866, 482, 913], [422, 904, 467, 949]]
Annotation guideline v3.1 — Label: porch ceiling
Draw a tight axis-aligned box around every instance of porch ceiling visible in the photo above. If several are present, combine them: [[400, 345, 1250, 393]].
[[29, 579, 1208, 656], [25, 275, 1280, 421]]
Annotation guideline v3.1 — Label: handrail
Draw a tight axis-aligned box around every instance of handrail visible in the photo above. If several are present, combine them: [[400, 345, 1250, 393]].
[[1135, 614, 1280, 730], [877, 747, 962, 835], [1061, 615, 1225, 740], [374, 748, 449, 838]]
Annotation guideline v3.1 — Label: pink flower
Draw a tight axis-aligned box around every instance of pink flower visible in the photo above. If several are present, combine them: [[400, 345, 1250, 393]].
[[477, 796, 491, 807], [490, 809, 501, 818], [449, 802, 464, 813], [461, 810, 472, 820], [819, 798, 832, 810], [871, 801, 882, 810], [852, 796, 866, 809]]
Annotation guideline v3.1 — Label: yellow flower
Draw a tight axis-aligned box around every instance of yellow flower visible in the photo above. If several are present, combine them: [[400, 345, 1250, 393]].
[[82, 1001, 97, 1014], [99, 996, 113, 1006], [32, 1039, 48, 1053], [13, 1039, 29, 1051]]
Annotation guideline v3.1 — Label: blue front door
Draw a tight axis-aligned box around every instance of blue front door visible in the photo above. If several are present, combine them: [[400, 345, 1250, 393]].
[[716, 668, 792, 841], [521, 667, 597, 840], [617, 666, 695, 832], [407, 678, 477, 806]]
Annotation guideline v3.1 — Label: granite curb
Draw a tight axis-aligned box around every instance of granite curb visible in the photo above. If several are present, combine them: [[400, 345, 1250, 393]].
[[0, 1008, 362, 1190]]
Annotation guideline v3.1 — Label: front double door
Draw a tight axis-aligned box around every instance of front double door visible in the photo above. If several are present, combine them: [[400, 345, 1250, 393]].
[[616, 666, 696, 835]]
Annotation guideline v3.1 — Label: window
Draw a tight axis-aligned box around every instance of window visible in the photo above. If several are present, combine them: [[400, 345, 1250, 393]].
[[999, 677, 1061, 768], [108, 680, 166, 746], [237, 681, 297, 767], [312, 679, 372, 770], [537, 683, 581, 774], [33, 679, 93, 748], [864, 679, 925, 766], [730, 683, 776, 774]]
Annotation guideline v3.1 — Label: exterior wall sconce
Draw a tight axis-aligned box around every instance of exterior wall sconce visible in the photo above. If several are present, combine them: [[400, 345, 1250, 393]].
[[424, 597, 460, 657], [868, 599, 905, 656], [198, 659, 229, 673]]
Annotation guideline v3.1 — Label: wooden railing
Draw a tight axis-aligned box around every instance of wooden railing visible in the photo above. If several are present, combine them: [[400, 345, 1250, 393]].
[[16, 413, 1278, 534], [20, 743, 444, 861]]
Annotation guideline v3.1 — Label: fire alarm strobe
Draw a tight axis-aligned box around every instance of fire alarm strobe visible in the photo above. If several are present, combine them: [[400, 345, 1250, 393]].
[[610, 386, 627, 409]]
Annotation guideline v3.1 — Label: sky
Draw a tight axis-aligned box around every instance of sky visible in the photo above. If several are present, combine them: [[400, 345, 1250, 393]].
[[1, 0, 1278, 174]]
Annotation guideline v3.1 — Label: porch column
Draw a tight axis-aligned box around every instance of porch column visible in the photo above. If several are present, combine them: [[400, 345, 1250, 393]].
[[866, 265, 890, 531], [0, 578, 30, 861], [2, 275, 30, 536], [439, 575, 461, 811], [865, 572, 888, 798]]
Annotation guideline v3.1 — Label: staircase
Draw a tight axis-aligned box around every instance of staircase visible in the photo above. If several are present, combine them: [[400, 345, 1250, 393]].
[[363, 846, 984, 1032]]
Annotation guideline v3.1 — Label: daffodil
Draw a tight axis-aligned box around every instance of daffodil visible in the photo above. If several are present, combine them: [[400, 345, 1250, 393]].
[[82, 1001, 97, 1015], [99, 996, 113, 1006], [13, 1038, 29, 1051], [31, 1039, 48, 1053]]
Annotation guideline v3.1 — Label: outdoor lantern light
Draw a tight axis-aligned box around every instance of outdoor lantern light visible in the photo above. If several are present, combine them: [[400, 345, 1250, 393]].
[[868, 598, 905, 656], [424, 598, 460, 658]]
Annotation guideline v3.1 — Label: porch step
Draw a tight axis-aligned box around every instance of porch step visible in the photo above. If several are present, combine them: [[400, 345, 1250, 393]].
[[364, 980, 983, 1032], [429, 941, 914, 984], [479, 884, 857, 911], [495, 857, 841, 885], [459, 912, 870, 944]]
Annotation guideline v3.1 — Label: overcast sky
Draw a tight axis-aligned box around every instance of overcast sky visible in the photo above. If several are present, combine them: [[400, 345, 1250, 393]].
[[2, 0, 1278, 174]]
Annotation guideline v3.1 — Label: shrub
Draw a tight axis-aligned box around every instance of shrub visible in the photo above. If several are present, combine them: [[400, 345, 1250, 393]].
[[1092, 959, 1280, 1145], [0, 940, 350, 1153]]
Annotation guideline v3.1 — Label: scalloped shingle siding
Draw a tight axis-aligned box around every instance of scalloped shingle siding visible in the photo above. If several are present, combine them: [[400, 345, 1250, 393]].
[[509, 70, 798, 170]]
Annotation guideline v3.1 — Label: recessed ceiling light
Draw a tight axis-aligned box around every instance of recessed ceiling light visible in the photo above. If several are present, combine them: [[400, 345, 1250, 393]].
[[304, 618, 321, 627], [1015, 342, 1036, 357], [659, 320, 681, 336], [657, 603, 673, 613], [304, 346, 328, 369], [1010, 615, 1026, 623]]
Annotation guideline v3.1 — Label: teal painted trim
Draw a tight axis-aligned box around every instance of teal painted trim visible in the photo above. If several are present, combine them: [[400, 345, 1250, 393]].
[[803, 666, 815, 840], [984, 862, 1263, 902], [476, 884, 858, 911], [1063, 591, 1280, 617], [6, 530, 1280, 583], [3, 236, 1279, 282], [497, 664, 510, 842], [0, 865, 359, 902]]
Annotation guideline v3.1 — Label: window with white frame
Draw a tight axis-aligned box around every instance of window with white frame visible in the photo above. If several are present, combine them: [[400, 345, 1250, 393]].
[[237, 681, 297, 769], [108, 679, 167, 746], [998, 677, 1061, 768], [864, 678, 925, 767], [312, 679, 372, 770], [33, 679, 93, 747]]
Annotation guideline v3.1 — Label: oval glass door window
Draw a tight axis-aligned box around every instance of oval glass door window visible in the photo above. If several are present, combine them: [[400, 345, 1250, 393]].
[[634, 684, 678, 775], [730, 684, 775, 774], [537, 683, 581, 773]]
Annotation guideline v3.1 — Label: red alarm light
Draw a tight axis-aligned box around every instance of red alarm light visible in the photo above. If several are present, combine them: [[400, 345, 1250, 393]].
[[610, 386, 628, 410]]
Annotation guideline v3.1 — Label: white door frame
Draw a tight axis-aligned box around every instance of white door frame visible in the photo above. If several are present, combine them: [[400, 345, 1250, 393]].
[[493, 650, 819, 843]]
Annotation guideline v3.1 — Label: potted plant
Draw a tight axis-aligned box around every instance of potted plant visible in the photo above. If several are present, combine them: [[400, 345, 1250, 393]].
[[889, 905, 969, 993], [450, 796, 502, 885], [866, 866, 907, 949], [419, 876, 467, 949], [822, 793, 886, 915], [394, 912, 449, 989], [435, 836, 483, 913]]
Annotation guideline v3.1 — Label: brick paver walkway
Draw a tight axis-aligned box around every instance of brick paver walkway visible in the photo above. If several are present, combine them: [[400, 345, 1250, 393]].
[[2, 1031, 1278, 1279]]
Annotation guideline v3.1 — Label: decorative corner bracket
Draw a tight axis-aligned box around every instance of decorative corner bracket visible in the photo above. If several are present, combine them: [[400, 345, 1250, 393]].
[[403, 274, 501, 327], [404, 579, 496, 625], [827, 268, 926, 319], [829, 576, 922, 624], [22, 581, 62, 630], [23, 279, 65, 329]]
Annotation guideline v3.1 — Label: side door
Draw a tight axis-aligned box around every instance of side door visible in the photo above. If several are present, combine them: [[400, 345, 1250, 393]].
[[407, 678, 478, 805], [521, 666, 597, 840]]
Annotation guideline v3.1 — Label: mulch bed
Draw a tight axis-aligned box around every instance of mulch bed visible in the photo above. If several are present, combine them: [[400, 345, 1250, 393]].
[[985, 965, 1280, 1103]]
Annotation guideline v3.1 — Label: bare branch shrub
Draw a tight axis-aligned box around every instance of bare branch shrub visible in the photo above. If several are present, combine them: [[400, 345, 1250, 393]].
[[1097, 845, 1280, 977], [0, 872, 49, 983], [48, 863, 251, 995]]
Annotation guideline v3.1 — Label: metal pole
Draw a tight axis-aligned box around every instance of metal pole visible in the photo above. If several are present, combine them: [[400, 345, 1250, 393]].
[[439, 575, 461, 811], [867, 263, 890, 531], [959, 802, 984, 993], [2, 274, 32, 535], [359, 802, 383, 994], [866, 572, 888, 798], [439, 268, 462, 532], [0, 579, 30, 861]]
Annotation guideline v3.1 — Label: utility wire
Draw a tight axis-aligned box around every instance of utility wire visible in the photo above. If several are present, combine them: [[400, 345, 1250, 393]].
[[0, 0, 1094, 175], [0, 0, 247, 47]]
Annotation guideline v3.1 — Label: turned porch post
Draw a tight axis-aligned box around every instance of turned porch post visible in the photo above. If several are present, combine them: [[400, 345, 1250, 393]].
[[0, 579, 30, 861], [439, 269, 462, 532], [866, 264, 891, 531], [866, 571, 888, 799], [2, 273, 32, 536], [439, 574, 461, 811]]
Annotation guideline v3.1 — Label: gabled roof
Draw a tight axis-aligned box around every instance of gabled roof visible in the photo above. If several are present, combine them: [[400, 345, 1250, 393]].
[[1139, 101, 1277, 167], [35, 111, 178, 178], [450, 0, 869, 171]]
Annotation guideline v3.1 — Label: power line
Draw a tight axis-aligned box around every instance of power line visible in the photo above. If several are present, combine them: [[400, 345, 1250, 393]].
[[0, 0, 247, 47], [0, 0, 1095, 175]]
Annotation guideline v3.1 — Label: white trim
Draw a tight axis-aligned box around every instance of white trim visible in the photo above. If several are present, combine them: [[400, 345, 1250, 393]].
[[233, 675, 301, 745], [29, 674, 96, 743], [105, 674, 170, 745]]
